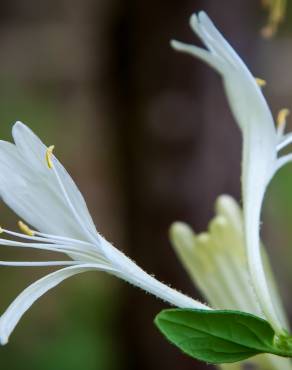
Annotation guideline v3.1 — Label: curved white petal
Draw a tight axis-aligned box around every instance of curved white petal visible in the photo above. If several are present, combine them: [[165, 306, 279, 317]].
[[170, 40, 222, 72], [0, 122, 97, 244], [190, 13, 239, 68], [171, 12, 284, 333], [13, 121, 98, 236], [0, 263, 117, 345]]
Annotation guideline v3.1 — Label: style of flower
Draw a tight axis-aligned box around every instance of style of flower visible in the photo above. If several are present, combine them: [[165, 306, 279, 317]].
[[0, 122, 207, 345]]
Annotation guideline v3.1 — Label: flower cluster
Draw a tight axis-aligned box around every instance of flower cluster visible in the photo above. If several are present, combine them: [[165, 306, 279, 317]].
[[0, 12, 292, 370]]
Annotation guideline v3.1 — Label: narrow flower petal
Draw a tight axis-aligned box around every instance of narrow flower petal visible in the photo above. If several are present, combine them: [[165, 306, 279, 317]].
[[0, 263, 117, 345], [190, 12, 239, 68], [170, 40, 222, 72], [49, 158, 103, 251], [0, 122, 97, 243], [215, 195, 243, 234]]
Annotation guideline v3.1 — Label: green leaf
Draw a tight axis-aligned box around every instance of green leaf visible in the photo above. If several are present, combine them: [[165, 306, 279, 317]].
[[154, 309, 292, 364]]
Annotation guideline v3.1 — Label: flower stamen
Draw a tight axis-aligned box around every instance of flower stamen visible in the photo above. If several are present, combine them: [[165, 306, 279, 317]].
[[277, 108, 290, 128], [46, 145, 55, 169], [255, 77, 267, 87], [277, 108, 290, 138], [17, 221, 35, 237]]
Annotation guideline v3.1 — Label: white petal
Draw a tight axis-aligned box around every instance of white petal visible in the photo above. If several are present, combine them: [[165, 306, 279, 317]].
[[0, 263, 117, 344], [0, 141, 79, 239], [170, 40, 222, 72], [13, 122, 97, 235], [191, 12, 241, 68], [215, 195, 243, 234], [194, 13, 276, 136], [0, 122, 97, 243]]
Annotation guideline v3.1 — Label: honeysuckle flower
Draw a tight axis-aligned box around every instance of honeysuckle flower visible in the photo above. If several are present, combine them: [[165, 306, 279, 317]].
[[0, 121, 210, 345], [171, 11, 292, 337], [170, 195, 292, 370], [170, 196, 263, 316]]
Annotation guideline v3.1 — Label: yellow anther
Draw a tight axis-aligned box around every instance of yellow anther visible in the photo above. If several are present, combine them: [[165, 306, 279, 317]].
[[46, 145, 55, 169], [277, 108, 290, 127], [255, 77, 267, 87], [261, 0, 286, 38], [0, 226, 3, 234], [18, 221, 35, 236]]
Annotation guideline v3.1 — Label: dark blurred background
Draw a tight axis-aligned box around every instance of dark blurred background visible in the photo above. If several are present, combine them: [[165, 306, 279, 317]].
[[0, 1, 291, 369]]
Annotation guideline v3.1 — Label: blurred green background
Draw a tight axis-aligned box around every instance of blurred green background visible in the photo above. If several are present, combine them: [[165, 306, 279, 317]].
[[0, 1, 291, 369]]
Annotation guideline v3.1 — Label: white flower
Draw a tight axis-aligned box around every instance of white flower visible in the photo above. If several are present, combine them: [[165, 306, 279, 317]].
[[171, 11, 292, 336], [170, 195, 292, 370], [170, 196, 263, 316], [0, 121, 208, 345]]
